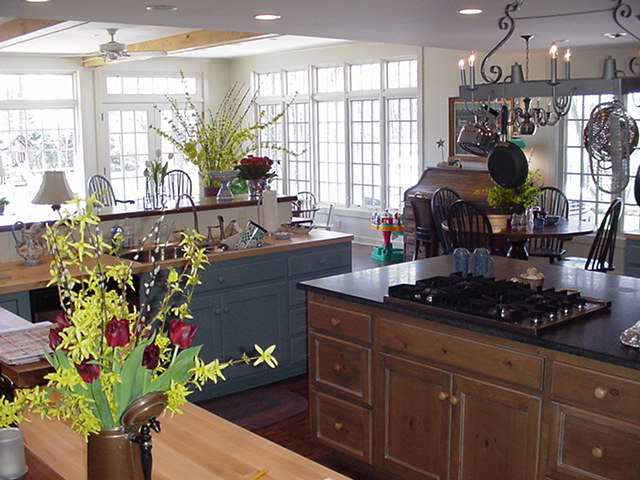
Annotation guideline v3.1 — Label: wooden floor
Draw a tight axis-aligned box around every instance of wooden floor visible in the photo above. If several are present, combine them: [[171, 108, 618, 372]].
[[250, 244, 397, 480], [252, 375, 382, 480]]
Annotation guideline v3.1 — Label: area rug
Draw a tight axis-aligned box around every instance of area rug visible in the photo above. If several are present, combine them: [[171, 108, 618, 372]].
[[196, 387, 308, 431]]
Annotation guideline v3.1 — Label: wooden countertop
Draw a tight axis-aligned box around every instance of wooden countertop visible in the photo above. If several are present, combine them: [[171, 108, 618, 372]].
[[0, 194, 297, 232], [624, 230, 640, 240], [299, 255, 640, 371], [0, 230, 353, 295], [21, 402, 351, 480]]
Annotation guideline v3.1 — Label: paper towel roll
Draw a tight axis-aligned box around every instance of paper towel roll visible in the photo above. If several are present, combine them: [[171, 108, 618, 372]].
[[259, 190, 279, 232]]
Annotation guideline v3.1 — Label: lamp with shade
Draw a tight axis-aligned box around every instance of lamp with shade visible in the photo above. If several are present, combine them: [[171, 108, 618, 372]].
[[32, 171, 74, 210]]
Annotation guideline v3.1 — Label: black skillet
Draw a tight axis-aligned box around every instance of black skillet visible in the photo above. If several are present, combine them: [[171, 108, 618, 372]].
[[487, 105, 528, 188]]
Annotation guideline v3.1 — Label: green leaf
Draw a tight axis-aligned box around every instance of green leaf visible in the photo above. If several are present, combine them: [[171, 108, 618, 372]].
[[113, 342, 147, 419], [148, 345, 201, 393]]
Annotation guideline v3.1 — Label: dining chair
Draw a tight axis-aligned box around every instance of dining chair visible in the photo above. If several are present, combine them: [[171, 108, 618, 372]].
[[557, 198, 622, 273], [446, 200, 496, 254], [408, 193, 435, 260], [87, 174, 134, 207], [431, 187, 461, 255], [165, 169, 193, 199], [528, 186, 569, 263], [314, 204, 335, 230], [295, 191, 319, 223], [0, 373, 14, 401]]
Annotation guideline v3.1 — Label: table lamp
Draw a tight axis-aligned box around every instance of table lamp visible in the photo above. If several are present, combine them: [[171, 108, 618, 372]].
[[32, 171, 74, 210]]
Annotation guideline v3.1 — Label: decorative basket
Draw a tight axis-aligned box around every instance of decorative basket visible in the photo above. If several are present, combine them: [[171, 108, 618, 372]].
[[519, 273, 544, 288]]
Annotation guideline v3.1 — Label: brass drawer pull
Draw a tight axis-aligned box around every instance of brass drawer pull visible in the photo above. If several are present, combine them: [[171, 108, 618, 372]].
[[334, 422, 343, 431], [592, 447, 603, 458], [330, 317, 341, 327], [333, 363, 344, 372], [438, 391, 449, 402], [594, 387, 607, 399], [449, 395, 459, 406]]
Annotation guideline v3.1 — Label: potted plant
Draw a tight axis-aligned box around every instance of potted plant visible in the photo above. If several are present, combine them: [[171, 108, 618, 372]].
[[150, 73, 292, 195], [235, 155, 277, 198], [0, 197, 9, 215], [483, 169, 541, 228], [0, 196, 278, 479]]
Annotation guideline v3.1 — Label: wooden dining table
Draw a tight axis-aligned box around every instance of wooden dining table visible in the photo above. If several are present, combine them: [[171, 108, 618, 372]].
[[491, 217, 595, 260]]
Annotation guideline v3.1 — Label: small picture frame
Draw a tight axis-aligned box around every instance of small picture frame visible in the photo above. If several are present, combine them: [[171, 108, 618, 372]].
[[448, 97, 511, 162]]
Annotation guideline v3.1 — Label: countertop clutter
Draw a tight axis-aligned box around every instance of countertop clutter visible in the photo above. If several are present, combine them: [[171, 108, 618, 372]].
[[0, 230, 352, 295]]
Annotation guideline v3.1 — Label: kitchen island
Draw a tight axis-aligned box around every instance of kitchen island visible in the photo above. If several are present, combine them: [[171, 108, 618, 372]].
[[300, 256, 640, 480], [0, 230, 353, 398]]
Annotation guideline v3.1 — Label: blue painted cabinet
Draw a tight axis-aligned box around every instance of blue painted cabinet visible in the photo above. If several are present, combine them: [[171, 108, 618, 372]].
[[0, 291, 31, 320], [188, 241, 352, 401]]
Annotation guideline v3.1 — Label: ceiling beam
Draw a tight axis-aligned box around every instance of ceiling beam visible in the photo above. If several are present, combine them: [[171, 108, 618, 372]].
[[0, 18, 66, 44], [127, 29, 268, 54], [82, 28, 269, 67]]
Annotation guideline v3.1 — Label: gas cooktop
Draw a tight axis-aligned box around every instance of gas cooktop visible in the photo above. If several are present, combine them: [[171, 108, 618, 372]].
[[384, 275, 611, 336]]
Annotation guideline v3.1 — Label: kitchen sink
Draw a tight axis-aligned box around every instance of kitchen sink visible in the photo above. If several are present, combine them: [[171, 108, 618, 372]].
[[117, 241, 227, 263]]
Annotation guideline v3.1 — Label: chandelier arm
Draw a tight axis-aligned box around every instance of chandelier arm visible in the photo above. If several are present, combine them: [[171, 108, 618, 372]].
[[480, 0, 524, 84], [552, 86, 577, 118], [629, 56, 640, 76], [612, 0, 640, 43]]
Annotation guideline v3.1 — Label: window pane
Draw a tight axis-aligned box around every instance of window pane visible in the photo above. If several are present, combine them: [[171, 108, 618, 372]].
[[387, 97, 419, 209], [317, 100, 346, 204], [351, 99, 380, 207], [316, 67, 344, 93], [286, 70, 308, 96], [350, 63, 380, 91], [387, 59, 418, 89], [0, 74, 74, 100], [287, 103, 311, 193]]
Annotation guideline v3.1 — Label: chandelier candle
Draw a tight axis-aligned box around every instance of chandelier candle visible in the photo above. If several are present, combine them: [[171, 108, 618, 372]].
[[564, 48, 571, 80], [469, 51, 476, 90], [549, 42, 558, 85], [459, 57, 466, 86]]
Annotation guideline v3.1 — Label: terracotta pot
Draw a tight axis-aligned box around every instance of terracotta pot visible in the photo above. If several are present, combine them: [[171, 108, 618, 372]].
[[487, 214, 510, 232], [87, 428, 143, 480]]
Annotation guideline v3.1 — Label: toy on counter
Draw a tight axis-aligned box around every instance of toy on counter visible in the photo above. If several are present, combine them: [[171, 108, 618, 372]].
[[370, 209, 404, 262]]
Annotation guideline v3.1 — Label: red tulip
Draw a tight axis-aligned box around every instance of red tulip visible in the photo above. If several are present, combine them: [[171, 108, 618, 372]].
[[49, 327, 63, 349], [142, 344, 160, 370], [76, 357, 100, 383], [105, 317, 130, 347], [169, 318, 197, 349], [54, 312, 70, 329]]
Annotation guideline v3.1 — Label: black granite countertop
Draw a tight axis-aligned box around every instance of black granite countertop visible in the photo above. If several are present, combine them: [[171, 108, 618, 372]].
[[299, 255, 640, 370]]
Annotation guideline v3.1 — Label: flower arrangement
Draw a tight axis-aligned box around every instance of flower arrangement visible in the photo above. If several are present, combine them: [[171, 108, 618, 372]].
[[144, 150, 170, 205], [484, 169, 542, 214], [150, 72, 294, 188], [235, 155, 277, 180], [0, 196, 277, 436]]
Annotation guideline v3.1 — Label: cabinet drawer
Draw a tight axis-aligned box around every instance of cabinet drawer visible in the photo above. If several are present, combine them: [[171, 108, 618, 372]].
[[288, 246, 351, 277], [310, 333, 371, 404], [311, 390, 372, 463], [201, 258, 285, 290], [308, 301, 371, 344], [547, 403, 640, 480], [551, 362, 640, 419], [379, 317, 544, 390]]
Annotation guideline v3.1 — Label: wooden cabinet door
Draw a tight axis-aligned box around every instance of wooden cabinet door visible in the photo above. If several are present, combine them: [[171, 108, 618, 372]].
[[376, 353, 452, 480], [450, 375, 541, 480]]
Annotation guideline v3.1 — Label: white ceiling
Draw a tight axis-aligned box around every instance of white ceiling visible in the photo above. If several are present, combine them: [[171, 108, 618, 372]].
[[0, 0, 638, 59]]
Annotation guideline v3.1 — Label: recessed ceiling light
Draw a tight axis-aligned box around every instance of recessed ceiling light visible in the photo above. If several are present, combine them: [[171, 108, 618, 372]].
[[459, 8, 483, 15], [604, 32, 626, 39], [145, 4, 177, 11], [22, 0, 52, 3], [254, 13, 281, 21]]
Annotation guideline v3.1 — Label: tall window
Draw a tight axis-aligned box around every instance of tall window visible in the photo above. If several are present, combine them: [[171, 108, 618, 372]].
[[563, 94, 639, 231], [99, 73, 201, 201], [254, 57, 419, 210], [0, 73, 80, 212]]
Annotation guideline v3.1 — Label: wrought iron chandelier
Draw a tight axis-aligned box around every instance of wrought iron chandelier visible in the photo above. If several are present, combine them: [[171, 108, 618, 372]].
[[458, 0, 640, 136]]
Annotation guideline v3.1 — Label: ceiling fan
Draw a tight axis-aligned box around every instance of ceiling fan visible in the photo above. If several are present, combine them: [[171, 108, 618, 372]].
[[85, 28, 167, 62]]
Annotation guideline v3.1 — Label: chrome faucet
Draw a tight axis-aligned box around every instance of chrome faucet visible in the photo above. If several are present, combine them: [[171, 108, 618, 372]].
[[175, 194, 199, 235]]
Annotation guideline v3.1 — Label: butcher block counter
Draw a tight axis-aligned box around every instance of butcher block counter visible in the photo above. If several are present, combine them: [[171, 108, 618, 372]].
[[300, 256, 640, 480], [21, 402, 350, 480]]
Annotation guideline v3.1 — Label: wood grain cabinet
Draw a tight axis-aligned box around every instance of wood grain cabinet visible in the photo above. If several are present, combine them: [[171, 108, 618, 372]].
[[545, 361, 640, 480], [377, 317, 541, 480], [308, 297, 373, 464]]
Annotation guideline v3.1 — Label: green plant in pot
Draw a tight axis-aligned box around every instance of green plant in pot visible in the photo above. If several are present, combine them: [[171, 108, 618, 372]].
[[485, 169, 542, 214], [150, 73, 292, 191]]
